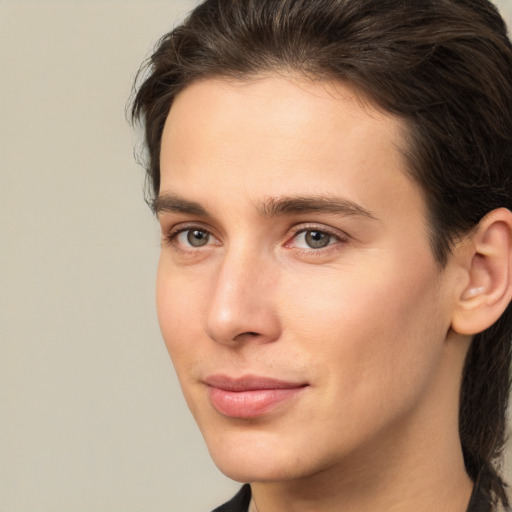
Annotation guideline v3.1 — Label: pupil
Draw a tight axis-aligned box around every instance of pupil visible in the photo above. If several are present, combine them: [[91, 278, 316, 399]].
[[305, 230, 330, 248], [187, 230, 209, 247]]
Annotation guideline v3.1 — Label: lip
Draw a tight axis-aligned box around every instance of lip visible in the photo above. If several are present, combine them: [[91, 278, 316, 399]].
[[204, 374, 308, 419]]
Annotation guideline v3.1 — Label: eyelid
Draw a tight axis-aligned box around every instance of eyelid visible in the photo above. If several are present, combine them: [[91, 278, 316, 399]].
[[161, 220, 349, 252], [285, 223, 349, 249], [162, 222, 220, 248]]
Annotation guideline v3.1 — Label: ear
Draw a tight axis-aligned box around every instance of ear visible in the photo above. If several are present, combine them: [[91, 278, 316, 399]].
[[451, 208, 512, 335]]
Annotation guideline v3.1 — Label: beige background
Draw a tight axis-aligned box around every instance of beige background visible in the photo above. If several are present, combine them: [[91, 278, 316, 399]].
[[0, 1, 511, 511]]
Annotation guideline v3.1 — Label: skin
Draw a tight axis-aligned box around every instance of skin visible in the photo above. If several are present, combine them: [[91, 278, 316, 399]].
[[156, 75, 476, 511]]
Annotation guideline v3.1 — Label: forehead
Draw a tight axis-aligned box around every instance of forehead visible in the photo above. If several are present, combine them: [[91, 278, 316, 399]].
[[159, 74, 424, 227], [163, 75, 403, 165]]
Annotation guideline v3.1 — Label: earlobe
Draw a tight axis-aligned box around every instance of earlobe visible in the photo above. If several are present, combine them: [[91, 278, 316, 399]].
[[451, 208, 512, 336]]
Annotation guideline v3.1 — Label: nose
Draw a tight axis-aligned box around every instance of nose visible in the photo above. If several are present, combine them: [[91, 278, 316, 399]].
[[205, 250, 281, 346]]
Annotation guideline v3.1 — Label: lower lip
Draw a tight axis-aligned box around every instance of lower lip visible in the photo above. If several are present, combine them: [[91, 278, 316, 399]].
[[208, 386, 306, 418]]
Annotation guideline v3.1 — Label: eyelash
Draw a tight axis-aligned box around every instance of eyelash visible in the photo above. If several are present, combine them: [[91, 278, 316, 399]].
[[286, 225, 347, 252], [162, 223, 348, 253], [163, 223, 217, 250]]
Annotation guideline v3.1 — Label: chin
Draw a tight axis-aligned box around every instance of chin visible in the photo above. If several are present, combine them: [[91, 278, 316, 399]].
[[212, 452, 305, 483], [201, 426, 323, 484]]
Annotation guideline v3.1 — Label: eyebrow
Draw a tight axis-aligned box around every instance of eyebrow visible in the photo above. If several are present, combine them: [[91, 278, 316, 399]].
[[152, 193, 208, 216], [258, 195, 378, 220], [152, 192, 378, 221]]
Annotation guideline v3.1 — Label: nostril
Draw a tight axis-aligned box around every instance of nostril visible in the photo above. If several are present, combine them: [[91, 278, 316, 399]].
[[232, 331, 261, 343]]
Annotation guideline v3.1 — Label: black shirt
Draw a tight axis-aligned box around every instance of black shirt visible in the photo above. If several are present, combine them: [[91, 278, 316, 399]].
[[212, 484, 251, 512]]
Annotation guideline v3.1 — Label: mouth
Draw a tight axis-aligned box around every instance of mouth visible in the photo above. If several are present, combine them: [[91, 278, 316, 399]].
[[204, 374, 309, 419]]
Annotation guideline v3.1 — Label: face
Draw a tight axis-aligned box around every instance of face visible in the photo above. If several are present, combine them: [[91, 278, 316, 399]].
[[156, 75, 458, 483]]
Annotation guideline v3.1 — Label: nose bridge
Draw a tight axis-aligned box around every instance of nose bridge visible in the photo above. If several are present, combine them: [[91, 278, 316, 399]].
[[206, 242, 279, 345]]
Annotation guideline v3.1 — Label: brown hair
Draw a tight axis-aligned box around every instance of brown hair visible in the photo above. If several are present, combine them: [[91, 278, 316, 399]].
[[131, 0, 512, 506]]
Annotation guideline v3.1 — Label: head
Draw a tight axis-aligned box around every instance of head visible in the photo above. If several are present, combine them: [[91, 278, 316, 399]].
[[131, 0, 512, 505]]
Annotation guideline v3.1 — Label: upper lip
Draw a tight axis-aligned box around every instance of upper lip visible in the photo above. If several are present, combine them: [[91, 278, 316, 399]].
[[204, 374, 308, 391]]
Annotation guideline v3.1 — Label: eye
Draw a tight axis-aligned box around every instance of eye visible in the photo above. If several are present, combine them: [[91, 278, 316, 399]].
[[175, 228, 212, 247], [163, 223, 219, 250], [291, 229, 339, 249]]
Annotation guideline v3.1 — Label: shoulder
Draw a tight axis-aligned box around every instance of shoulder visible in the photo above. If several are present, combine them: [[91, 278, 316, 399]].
[[211, 484, 252, 512]]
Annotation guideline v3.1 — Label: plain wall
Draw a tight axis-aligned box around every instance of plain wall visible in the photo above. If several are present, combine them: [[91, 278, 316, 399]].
[[1, 1, 511, 511]]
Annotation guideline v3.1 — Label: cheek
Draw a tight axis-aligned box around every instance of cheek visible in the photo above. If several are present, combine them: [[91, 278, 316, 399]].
[[156, 261, 203, 364], [281, 256, 447, 411], [156, 263, 210, 420]]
